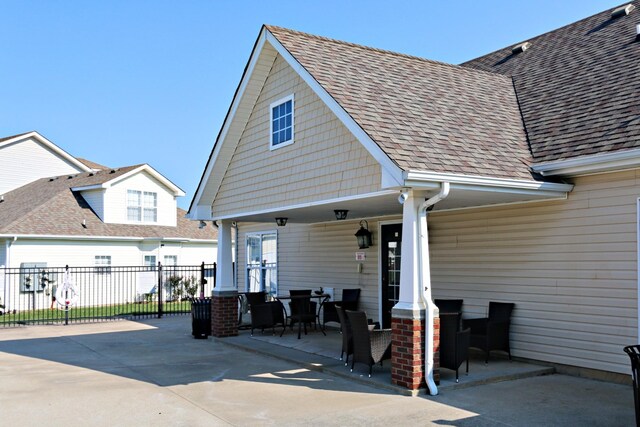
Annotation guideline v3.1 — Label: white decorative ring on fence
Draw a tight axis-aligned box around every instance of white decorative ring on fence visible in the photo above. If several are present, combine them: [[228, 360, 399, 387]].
[[56, 272, 79, 308]]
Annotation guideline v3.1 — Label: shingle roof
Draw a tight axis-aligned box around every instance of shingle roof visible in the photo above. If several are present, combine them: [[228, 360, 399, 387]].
[[267, 26, 536, 181], [76, 158, 109, 170], [0, 167, 216, 240], [462, 1, 640, 163]]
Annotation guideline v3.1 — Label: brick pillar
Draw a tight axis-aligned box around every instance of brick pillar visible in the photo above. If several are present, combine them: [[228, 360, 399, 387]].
[[433, 315, 440, 385], [211, 291, 238, 337], [391, 315, 440, 391]]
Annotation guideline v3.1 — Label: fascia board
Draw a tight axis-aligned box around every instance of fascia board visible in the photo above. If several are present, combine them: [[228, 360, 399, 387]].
[[0, 131, 92, 173], [211, 190, 397, 221], [265, 31, 404, 188], [102, 165, 186, 196], [532, 148, 640, 176], [71, 184, 106, 192], [405, 170, 574, 194], [188, 30, 269, 215]]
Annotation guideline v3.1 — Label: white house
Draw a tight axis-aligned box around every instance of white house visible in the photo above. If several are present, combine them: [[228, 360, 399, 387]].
[[188, 2, 640, 394], [0, 131, 217, 309]]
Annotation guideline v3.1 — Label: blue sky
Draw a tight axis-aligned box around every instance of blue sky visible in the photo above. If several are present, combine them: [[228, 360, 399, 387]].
[[0, 1, 620, 209]]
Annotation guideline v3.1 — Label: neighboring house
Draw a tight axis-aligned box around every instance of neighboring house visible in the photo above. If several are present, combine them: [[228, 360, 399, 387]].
[[188, 3, 639, 392], [0, 131, 217, 271]]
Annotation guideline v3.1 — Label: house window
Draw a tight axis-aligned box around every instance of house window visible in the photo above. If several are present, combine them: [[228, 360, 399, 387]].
[[270, 94, 294, 150], [127, 190, 157, 223], [95, 256, 112, 275], [144, 255, 157, 271], [164, 255, 177, 266], [246, 232, 277, 296]]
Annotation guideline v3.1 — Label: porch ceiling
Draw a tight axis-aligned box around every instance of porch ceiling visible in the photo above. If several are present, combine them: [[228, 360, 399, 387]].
[[223, 184, 567, 224]]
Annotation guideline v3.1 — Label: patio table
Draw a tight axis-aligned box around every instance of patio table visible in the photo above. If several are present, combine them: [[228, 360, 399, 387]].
[[275, 293, 330, 338]]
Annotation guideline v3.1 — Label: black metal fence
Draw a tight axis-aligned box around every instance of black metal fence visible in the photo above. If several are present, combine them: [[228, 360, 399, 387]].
[[0, 262, 216, 327]]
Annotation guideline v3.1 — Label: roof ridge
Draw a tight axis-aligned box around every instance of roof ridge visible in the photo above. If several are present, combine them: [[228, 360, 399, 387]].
[[461, 1, 633, 66], [265, 25, 511, 81]]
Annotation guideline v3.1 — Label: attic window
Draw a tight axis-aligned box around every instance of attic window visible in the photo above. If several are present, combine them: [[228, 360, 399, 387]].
[[512, 42, 531, 54], [611, 3, 635, 18], [270, 94, 294, 150]]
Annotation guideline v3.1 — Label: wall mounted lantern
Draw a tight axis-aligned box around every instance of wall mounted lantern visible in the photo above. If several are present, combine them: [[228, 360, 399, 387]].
[[275, 217, 288, 227], [355, 220, 373, 249], [334, 209, 349, 220]]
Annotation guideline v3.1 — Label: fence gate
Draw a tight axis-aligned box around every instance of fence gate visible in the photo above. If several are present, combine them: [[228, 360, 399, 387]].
[[0, 262, 216, 327]]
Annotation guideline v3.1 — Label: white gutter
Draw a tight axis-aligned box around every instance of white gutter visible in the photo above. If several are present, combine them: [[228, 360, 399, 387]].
[[419, 182, 450, 396], [405, 170, 573, 194], [532, 148, 640, 177], [0, 234, 216, 244]]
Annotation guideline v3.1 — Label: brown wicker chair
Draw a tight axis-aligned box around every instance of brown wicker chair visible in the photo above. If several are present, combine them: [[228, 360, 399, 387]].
[[464, 302, 515, 363], [322, 289, 361, 328], [346, 310, 392, 377], [335, 304, 353, 365], [283, 295, 325, 339], [250, 300, 286, 337], [434, 299, 463, 314], [439, 312, 470, 382], [287, 290, 318, 331]]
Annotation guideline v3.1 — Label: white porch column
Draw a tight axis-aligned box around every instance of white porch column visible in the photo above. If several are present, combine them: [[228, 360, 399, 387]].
[[215, 220, 235, 292], [395, 190, 427, 314]]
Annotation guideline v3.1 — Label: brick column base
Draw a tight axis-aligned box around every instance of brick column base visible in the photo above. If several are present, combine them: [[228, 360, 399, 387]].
[[391, 316, 440, 391], [211, 291, 238, 337]]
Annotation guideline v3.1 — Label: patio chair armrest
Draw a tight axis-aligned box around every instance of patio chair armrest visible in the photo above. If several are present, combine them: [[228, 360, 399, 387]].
[[463, 317, 488, 334]]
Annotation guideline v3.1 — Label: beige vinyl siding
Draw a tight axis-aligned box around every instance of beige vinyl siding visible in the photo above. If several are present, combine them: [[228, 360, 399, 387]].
[[80, 189, 105, 221], [212, 54, 381, 217], [238, 220, 382, 323], [429, 169, 639, 374]]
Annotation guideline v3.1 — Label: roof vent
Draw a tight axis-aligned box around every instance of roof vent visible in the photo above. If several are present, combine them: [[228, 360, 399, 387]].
[[88, 172, 94, 176], [611, 3, 635, 18], [511, 42, 531, 54], [109, 169, 116, 174], [67, 175, 73, 179]]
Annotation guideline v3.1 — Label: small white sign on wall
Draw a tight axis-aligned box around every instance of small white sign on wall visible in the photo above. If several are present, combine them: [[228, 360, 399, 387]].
[[355, 252, 366, 261]]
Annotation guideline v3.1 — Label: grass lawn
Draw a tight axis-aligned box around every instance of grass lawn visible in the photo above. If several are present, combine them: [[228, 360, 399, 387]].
[[0, 301, 191, 325]]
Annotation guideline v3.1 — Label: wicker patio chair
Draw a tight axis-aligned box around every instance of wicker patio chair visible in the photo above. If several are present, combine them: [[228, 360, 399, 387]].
[[346, 309, 392, 377], [322, 288, 360, 328], [439, 312, 470, 382], [282, 295, 324, 339], [624, 345, 640, 427], [434, 299, 463, 314], [334, 304, 353, 365], [464, 301, 515, 363], [287, 289, 317, 331]]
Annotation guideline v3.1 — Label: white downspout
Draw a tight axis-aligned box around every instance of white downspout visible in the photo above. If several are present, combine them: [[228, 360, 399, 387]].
[[419, 182, 450, 396]]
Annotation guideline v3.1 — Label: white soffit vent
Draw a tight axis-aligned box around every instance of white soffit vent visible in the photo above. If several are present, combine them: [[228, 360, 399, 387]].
[[511, 42, 531, 54], [611, 3, 635, 18]]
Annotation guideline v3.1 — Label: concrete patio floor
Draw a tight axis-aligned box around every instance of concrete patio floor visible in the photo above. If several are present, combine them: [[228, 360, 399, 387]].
[[0, 316, 635, 426], [227, 324, 555, 395]]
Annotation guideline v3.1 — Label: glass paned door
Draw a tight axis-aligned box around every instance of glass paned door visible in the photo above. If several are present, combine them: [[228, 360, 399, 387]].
[[246, 233, 278, 297], [381, 224, 402, 328]]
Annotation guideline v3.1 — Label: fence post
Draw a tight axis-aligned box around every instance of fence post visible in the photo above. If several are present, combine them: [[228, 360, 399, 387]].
[[200, 262, 205, 300], [157, 261, 163, 318]]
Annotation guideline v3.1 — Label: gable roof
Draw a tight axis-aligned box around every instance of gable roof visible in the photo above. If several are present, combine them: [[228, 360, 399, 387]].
[[76, 158, 109, 170], [267, 25, 535, 181], [462, 1, 640, 163], [0, 167, 214, 240], [0, 131, 93, 173]]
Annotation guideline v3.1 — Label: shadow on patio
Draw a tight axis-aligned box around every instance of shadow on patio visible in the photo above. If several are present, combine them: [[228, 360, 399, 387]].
[[223, 322, 555, 396]]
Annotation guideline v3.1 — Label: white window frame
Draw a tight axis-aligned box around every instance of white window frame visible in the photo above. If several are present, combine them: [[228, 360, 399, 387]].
[[127, 190, 157, 223], [269, 94, 294, 150], [94, 255, 112, 275], [246, 231, 278, 296], [144, 255, 157, 271]]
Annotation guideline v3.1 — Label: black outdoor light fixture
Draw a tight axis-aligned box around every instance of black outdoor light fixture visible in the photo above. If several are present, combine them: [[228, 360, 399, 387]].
[[334, 209, 349, 220], [355, 220, 373, 249], [275, 217, 288, 227]]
